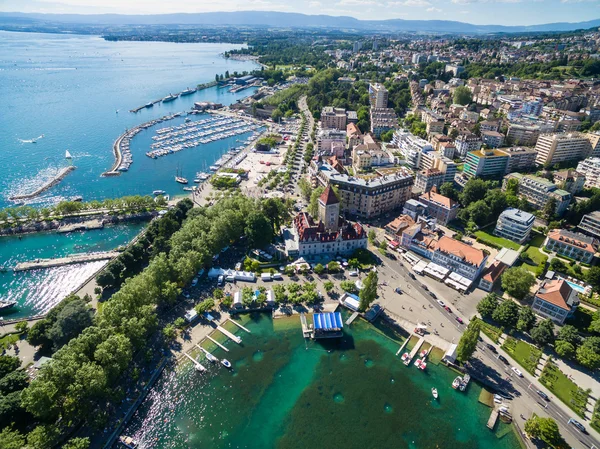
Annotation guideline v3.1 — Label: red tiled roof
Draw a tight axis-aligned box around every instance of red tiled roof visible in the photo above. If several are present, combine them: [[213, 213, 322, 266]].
[[547, 229, 597, 254], [535, 279, 573, 311], [319, 186, 339, 206], [419, 187, 457, 209], [436, 236, 486, 266], [481, 261, 507, 283]]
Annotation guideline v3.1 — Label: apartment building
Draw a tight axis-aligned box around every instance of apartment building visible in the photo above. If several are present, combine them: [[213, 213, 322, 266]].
[[578, 211, 600, 239], [494, 208, 535, 244], [522, 97, 544, 116], [369, 83, 389, 108], [463, 148, 509, 180], [503, 173, 572, 216], [544, 229, 597, 264], [414, 168, 445, 193], [503, 147, 538, 173], [532, 279, 579, 325], [422, 109, 445, 135], [419, 187, 460, 225], [347, 123, 363, 150], [455, 134, 483, 159], [431, 236, 488, 281], [370, 108, 398, 138], [534, 132, 592, 167], [317, 129, 346, 156], [506, 123, 544, 146], [325, 170, 414, 219], [576, 157, 600, 189], [479, 120, 500, 133], [553, 169, 585, 194], [321, 107, 347, 130], [481, 130, 505, 148], [393, 129, 434, 168], [352, 145, 391, 171]]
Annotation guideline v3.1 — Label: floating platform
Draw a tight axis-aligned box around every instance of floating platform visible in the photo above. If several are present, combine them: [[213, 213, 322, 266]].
[[487, 409, 499, 430], [346, 311, 360, 325]]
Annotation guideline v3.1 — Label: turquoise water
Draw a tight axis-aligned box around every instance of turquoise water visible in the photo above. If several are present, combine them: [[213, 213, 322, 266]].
[[0, 222, 146, 318], [0, 31, 258, 208], [124, 313, 521, 449], [563, 278, 586, 293]]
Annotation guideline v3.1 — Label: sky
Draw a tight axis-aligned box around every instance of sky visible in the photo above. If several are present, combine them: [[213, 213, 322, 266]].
[[1, 0, 599, 26]]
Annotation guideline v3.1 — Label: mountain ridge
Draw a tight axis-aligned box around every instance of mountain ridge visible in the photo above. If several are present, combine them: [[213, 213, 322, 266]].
[[1, 10, 600, 34]]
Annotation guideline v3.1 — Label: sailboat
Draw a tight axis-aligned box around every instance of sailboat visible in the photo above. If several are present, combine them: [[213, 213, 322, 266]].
[[175, 166, 188, 184], [65, 150, 72, 159]]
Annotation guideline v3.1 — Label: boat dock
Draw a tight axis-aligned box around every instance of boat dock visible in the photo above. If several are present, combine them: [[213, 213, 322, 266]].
[[487, 409, 499, 430], [129, 81, 218, 113], [404, 337, 425, 366], [9, 166, 76, 201], [395, 336, 411, 356], [206, 335, 229, 352], [228, 319, 251, 333], [300, 313, 314, 338], [14, 251, 119, 271], [346, 312, 360, 325], [215, 325, 242, 344], [183, 353, 206, 372]]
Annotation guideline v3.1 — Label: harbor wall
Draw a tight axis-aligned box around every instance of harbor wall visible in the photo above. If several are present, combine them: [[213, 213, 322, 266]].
[[8, 165, 76, 201]]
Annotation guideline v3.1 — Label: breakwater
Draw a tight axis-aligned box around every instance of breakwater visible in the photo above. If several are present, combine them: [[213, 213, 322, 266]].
[[102, 113, 183, 177], [129, 81, 218, 113], [8, 166, 76, 201], [14, 250, 120, 271]]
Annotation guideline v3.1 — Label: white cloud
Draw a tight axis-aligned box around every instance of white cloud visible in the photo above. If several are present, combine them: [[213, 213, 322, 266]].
[[387, 0, 431, 5], [426, 6, 443, 11], [309, 0, 322, 6], [336, 0, 379, 5]]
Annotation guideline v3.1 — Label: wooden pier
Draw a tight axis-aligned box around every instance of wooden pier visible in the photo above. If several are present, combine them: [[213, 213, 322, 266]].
[[404, 337, 425, 366], [346, 311, 360, 325], [206, 335, 229, 352], [396, 336, 411, 356], [487, 409, 499, 430], [228, 319, 251, 333], [216, 325, 242, 344], [14, 251, 119, 271]]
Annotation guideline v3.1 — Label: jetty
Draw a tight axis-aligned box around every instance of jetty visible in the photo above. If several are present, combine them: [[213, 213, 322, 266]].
[[57, 219, 104, 233], [215, 324, 242, 344], [345, 311, 360, 325], [196, 345, 218, 362], [228, 319, 251, 333], [404, 336, 425, 366], [487, 409, 499, 430], [395, 336, 411, 356], [14, 251, 119, 271], [129, 81, 218, 113], [183, 353, 206, 372], [206, 335, 229, 352], [9, 166, 76, 201]]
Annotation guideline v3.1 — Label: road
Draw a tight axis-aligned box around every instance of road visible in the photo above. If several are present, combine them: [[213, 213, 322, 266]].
[[374, 247, 599, 449]]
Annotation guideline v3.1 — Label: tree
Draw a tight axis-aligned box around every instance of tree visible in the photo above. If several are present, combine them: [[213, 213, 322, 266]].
[[549, 257, 567, 273], [555, 340, 575, 359], [323, 281, 334, 294], [556, 325, 580, 347], [26, 425, 60, 449], [516, 306, 536, 332], [348, 258, 360, 271], [467, 200, 492, 226], [162, 324, 177, 342], [456, 320, 480, 363], [0, 356, 20, 379], [327, 261, 340, 273], [453, 86, 472, 106], [358, 271, 378, 312], [47, 300, 94, 351], [0, 370, 28, 395], [340, 280, 358, 294], [576, 336, 600, 370], [531, 319, 555, 347], [313, 263, 325, 275], [524, 415, 563, 448], [476, 293, 498, 318], [543, 197, 557, 220], [459, 178, 489, 207], [308, 186, 324, 218], [378, 239, 388, 254], [492, 300, 520, 328], [0, 426, 25, 449], [440, 182, 459, 201], [586, 266, 600, 292], [245, 212, 273, 249], [63, 438, 90, 449], [14, 321, 28, 333], [195, 298, 215, 314], [298, 178, 312, 201], [501, 267, 535, 301], [368, 230, 377, 244]]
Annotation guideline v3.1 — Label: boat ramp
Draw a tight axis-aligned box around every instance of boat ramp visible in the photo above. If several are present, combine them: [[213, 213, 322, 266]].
[[14, 251, 119, 271]]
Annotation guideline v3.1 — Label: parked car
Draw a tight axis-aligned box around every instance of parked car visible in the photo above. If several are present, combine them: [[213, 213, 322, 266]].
[[437, 299, 445, 307], [498, 355, 509, 365], [455, 317, 464, 324], [511, 367, 523, 377], [217, 275, 224, 287], [388, 254, 397, 260], [536, 390, 549, 401], [421, 284, 429, 291], [444, 306, 453, 313], [486, 344, 497, 353], [429, 292, 437, 299], [409, 273, 416, 280], [568, 418, 587, 433], [349, 271, 359, 277], [395, 287, 402, 294]]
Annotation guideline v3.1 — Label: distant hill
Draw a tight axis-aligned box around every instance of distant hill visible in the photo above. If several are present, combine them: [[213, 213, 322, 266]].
[[1, 11, 600, 34]]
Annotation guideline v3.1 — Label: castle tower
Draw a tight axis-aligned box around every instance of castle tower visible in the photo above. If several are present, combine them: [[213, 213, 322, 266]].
[[318, 186, 340, 232]]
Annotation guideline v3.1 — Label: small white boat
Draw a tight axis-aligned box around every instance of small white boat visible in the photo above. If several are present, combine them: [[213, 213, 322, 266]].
[[153, 190, 166, 195], [401, 352, 409, 362], [221, 359, 232, 369], [183, 187, 194, 192], [65, 150, 72, 159], [118, 436, 138, 448], [432, 388, 438, 399], [452, 376, 462, 389], [175, 176, 188, 184]]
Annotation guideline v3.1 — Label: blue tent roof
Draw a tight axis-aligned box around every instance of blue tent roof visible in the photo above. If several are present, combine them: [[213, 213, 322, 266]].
[[313, 312, 343, 331]]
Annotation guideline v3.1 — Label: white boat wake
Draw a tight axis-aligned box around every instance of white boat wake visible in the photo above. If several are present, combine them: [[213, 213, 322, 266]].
[[18, 134, 44, 143]]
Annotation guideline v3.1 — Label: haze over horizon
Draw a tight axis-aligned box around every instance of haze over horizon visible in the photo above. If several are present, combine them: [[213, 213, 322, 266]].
[[3, 0, 600, 27]]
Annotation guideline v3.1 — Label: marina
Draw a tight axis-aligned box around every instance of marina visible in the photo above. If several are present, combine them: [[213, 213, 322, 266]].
[[146, 115, 261, 159]]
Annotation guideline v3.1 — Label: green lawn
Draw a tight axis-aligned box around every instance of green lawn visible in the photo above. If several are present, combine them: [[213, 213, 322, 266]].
[[501, 336, 542, 375], [479, 320, 503, 343], [529, 233, 546, 248], [0, 332, 22, 350], [540, 361, 589, 418], [523, 246, 547, 266], [474, 230, 521, 251]]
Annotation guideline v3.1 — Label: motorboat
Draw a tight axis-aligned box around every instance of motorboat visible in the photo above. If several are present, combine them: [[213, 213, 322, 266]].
[[452, 376, 463, 389], [183, 187, 194, 192], [401, 353, 409, 362], [205, 352, 218, 363], [153, 190, 166, 195], [419, 349, 428, 358], [0, 299, 17, 312], [221, 359, 232, 369], [118, 436, 138, 448], [431, 388, 438, 399], [418, 360, 427, 370]]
